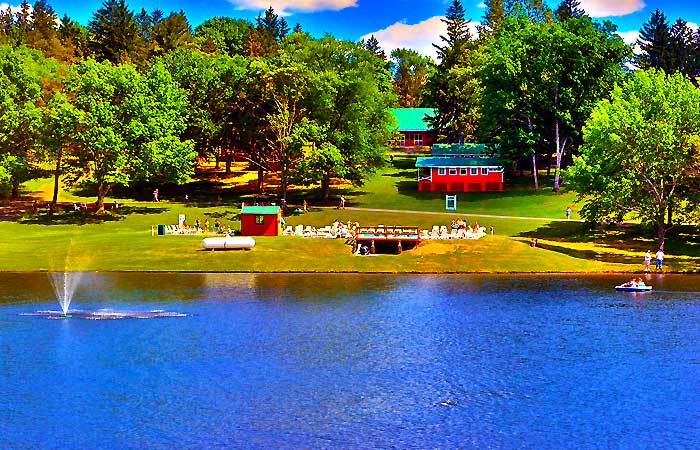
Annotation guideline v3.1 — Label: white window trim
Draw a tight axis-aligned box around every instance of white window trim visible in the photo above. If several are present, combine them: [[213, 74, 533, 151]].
[[437, 167, 446, 176], [470, 168, 478, 175], [460, 168, 468, 176], [448, 168, 457, 175], [481, 168, 488, 175]]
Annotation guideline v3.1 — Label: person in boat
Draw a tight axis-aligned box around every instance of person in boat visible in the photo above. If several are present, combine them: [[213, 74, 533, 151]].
[[636, 278, 646, 287], [624, 278, 638, 288]]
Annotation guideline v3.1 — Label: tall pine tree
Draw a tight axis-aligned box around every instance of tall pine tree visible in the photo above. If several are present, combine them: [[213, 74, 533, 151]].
[[427, 0, 481, 142], [637, 9, 672, 71]]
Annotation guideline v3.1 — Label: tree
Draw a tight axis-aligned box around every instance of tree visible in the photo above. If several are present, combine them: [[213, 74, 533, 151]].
[[479, 0, 505, 36], [427, 0, 482, 143], [58, 14, 90, 60], [637, 9, 671, 71], [0, 45, 44, 198], [554, 0, 585, 21], [63, 59, 195, 209], [283, 34, 396, 200], [362, 34, 386, 60], [40, 92, 82, 212], [151, 10, 192, 56], [481, 15, 630, 191], [88, 0, 144, 65], [566, 70, 700, 249], [668, 18, 693, 75], [193, 16, 251, 56], [390, 48, 434, 107]]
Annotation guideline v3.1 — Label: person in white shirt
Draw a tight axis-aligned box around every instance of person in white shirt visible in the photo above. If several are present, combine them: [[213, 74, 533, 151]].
[[655, 249, 665, 270]]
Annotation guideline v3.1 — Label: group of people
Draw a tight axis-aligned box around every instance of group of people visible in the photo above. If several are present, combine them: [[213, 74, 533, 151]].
[[643, 249, 665, 271], [622, 277, 647, 288]]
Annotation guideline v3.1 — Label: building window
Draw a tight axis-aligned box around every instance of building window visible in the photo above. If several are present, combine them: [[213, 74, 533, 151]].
[[397, 134, 406, 146], [412, 133, 423, 146], [470, 168, 478, 175], [255, 215, 265, 224], [449, 168, 457, 175], [460, 168, 468, 176], [438, 167, 446, 176], [481, 168, 488, 175]]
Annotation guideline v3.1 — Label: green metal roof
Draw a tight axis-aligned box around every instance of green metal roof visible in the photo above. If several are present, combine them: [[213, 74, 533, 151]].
[[432, 143, 495, 155], [415, 156, 502, 168], [390, 108, 434, 131], [241, 205, 280, 215]]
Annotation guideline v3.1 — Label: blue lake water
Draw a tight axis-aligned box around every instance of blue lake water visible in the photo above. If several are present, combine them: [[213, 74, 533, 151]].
[[2, 272, 700, 449]]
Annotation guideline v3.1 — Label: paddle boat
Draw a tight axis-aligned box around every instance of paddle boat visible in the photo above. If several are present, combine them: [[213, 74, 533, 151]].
[[614, 284, 652, 292], [202, 236, 255, 250]]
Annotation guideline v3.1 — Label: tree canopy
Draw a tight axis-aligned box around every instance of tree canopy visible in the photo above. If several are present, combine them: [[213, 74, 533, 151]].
[[566, 69, 700, 249]]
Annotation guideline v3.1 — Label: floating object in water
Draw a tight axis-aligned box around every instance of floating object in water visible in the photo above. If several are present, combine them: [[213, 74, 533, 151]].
[[202, 236, 255, 250], [614, 285, 653, 292], [438, 400, 457, 407]]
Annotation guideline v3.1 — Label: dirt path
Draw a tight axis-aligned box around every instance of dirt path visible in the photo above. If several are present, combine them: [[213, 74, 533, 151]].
[[321, 206, 582, 222]]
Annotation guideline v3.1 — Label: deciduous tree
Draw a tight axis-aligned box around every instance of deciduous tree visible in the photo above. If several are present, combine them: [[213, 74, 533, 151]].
[[566, 69, 700, 249]]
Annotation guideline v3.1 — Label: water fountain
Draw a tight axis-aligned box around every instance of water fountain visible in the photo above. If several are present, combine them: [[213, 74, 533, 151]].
[[21, 271, 188, 320], [49, 271, 82, 317]]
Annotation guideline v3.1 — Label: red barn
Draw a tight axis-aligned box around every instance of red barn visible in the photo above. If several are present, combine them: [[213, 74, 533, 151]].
[[240, 205, 281, 236], [391, 108, 435, 147], [416, 144, 504, 192]]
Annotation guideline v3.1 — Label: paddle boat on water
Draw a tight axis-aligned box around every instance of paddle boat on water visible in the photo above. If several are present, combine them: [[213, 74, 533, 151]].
[[615, 284, 653, 292]]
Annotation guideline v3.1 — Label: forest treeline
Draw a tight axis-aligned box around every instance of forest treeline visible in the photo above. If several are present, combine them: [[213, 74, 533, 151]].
[[0, 0, 697, 217]]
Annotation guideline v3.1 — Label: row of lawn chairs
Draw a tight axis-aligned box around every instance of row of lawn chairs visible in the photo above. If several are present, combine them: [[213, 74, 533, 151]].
[[423, 225, 487, 240], [283, 224, 353, 239]]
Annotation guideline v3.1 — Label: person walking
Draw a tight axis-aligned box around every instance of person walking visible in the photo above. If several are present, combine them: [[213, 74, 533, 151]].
[[153, 188, 159, 202], [643, 250, 651, 272], [303, 199, 308, 213], [565, 206, 572, 220], [655, 248, 665, 271], [338, 195, 345, 209]]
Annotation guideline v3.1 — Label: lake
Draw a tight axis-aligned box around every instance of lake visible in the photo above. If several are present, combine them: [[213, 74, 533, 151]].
[[1, 272, 700, 449]]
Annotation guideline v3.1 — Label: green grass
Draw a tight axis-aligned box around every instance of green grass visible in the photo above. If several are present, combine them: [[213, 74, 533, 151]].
[[1, 156, 697, 273]]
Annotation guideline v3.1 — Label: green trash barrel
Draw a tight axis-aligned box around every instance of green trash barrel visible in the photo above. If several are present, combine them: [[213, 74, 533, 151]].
[[157, 224, 166, 235]]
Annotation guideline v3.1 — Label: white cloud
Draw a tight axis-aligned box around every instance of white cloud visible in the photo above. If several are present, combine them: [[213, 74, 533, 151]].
[[362, 16, 479, 61], [0, 2, 32, 15], [580, 0, 645, 18], [227, 0, 356, 16], [616, 30, 641, 55], [476, 2, 486, 8]]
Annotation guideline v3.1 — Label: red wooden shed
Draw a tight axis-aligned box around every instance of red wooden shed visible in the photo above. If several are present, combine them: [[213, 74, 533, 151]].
[[240, 205, 281, 236]]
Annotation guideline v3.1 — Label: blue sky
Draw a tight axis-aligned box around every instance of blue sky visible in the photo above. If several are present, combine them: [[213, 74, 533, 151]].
[[2, 0, 698, 58]]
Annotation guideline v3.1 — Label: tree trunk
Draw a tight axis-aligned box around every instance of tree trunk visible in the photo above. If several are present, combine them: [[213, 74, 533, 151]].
[[656, 220, 666, 251], [257, 168, 264, 193], [553, 119, 564, 192], [667, 202, 673, 227], [532, 153, 539, 191], [321, 175, 331, 202], [51, 148, 63, 212], [215, 146, 220, 169], [224, 146, 231, 174], [11, 177, 19, 199], [280, 166, 287, 202], [96, 181, 111, 213]]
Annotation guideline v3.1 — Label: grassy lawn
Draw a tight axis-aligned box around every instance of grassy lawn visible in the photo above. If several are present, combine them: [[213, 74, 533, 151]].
[[1, 155, 698, 273]]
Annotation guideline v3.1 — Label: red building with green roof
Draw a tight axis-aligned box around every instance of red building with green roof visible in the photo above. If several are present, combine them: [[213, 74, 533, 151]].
[[240, 205, 282, 236], [416, 144, 504, 192], [391, 108, 435, 147]]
